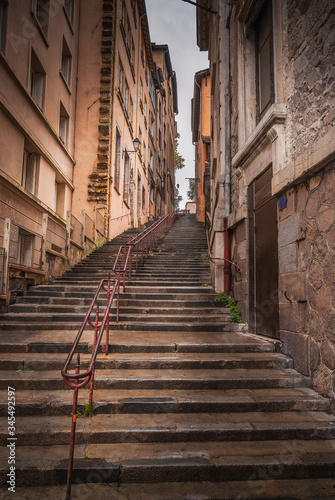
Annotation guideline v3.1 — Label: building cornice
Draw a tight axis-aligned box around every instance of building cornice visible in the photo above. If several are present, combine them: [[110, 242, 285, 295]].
[[232, 103, 286, 171]]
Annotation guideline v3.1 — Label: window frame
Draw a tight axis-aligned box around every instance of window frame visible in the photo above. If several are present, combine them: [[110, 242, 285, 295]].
[[22, 148, 39, 196], [61, 36, 72, 88], [30, 50, 46, 110], [114, 127, 121, 192], [0, 1, 8, 53], [59, 101, 69, 147], [255, 0, 275, 122], [32, 0, 50, 41]]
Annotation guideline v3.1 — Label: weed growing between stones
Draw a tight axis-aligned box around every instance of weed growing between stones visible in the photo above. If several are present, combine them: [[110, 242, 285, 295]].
[[214, 293, 243, 323]]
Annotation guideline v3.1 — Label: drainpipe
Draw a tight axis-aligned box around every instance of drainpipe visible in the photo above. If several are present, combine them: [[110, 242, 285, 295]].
[[223, 3, 231, 292]]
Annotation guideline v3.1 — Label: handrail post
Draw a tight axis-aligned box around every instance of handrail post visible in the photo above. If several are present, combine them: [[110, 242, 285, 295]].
[[89, 306, 99, 407], [105, 277, 110, 354], [66, 354, 80, 500]]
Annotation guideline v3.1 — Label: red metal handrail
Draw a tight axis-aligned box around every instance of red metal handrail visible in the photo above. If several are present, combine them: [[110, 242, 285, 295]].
[[206, 229, 241, 272], [62, 211, 177, 499], [112, 213, 177, 290]]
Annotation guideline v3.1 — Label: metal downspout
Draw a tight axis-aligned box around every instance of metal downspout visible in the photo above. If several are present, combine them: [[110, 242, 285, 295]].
[[223, 3, 231, 292]]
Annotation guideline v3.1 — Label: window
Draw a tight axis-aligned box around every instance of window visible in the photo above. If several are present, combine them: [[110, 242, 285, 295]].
[[149, 75, 155, 105], [59, 102, 69, 147], [139, 79, 143, 104], [17, 229, 34, 268], [144, 97, 147, 124], [32, 0, 50, 37], [61, 37, 72, 86], [149, 110, 154, 138], [255, 0, 274, 120], [137, 174, 141, 219], [30, 50, 45, 109], [118, 60, 133, 125], [138, 127, 142, 155], [22, 149, 39, 195], [54, 181, 65, 217], [130, 37, 135, 67], [118, 61, 124, 94], [120, 0, 125, 29], [124, 79, 129, 110], [143, 141, 146, 167], [0, 1, 7, 53], [114, 128, 121, 191], [123, 152, 130, 205], [64, 0, 74, 24], [142, 186, 145, 213], [129, 96, 133, 127]]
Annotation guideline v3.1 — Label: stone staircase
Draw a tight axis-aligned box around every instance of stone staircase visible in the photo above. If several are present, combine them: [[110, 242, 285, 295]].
[[1, 214, 335, 499]]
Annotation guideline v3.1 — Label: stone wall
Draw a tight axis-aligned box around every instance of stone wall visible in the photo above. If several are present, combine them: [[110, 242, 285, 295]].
[[278, 163, 335, 404], [286, 0, 335, 161], [230, 219, 248, 321]]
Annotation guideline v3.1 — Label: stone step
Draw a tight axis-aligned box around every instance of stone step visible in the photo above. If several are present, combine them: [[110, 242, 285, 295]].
[[1, 439, 335, 486], [3, 478, 335, 500], [27, 285, 215, 294], [1, 411, 335, 447], [1, 368, 311, 391], [15, 297, 222, 308], [0, 312, 231, 324], [0, 386, 329, 416], [9, 305, 229, 316], [0, 351, 293, 371], [0, 330, 274, 354], [0, 320, 240, 332]]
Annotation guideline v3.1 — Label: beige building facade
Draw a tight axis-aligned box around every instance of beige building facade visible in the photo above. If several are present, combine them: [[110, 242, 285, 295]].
[[0, 0, 178, 307], [0, 0, 83, 305], [197, 0, 335, 403], [191, 68, 210, 222]]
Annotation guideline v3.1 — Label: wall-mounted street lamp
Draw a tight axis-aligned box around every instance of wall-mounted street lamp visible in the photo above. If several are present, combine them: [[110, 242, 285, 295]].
[[122, 137, 140, 158]]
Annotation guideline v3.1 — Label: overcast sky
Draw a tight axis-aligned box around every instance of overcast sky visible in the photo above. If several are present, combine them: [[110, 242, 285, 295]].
[[145, 0, 209, 207]]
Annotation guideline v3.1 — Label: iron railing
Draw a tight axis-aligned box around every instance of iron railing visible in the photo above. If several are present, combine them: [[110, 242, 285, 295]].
[[61, 211, 177, 499]]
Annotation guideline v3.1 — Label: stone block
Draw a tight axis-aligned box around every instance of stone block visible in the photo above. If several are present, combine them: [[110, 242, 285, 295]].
[[316, 285, 331, 312], [235, 240, 246, 260], [297, 239, 311, 271], [306, 190, 321, 218], [233, 280, 246, 302], [312, 233, 328, 261], [327, 224, 335, 251], [279, 301, 308, 333], [310, 339, 320, 372], [279, 272, 307, 302], [306, 220, 318, 244], [235, 221, 246, 244], [313, 364, 332, 398], [308, 259, 323, 289], [323, 309, 335, 344], [308, 310, 324, 343], [320, 168, 335, 205], [321, 339, 335, 371], [278, 213, 300, 247], [322, 252, 335, 287], [316, 206, 334, 232], [279, 243, 298, 274], [279, 330, 310, 376]]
